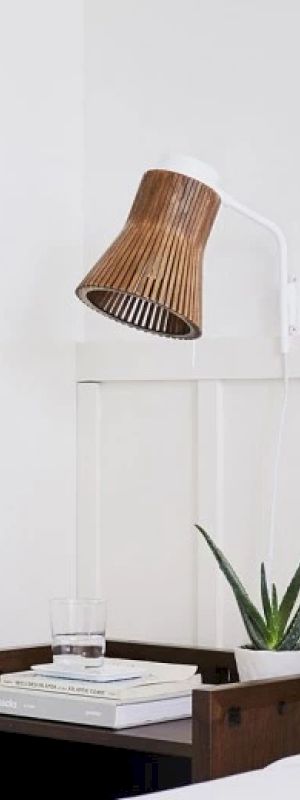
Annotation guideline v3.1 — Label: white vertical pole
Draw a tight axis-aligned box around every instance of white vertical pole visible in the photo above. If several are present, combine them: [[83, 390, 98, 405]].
[[221, 195, 292, 582], [195, 379, 225, 646], [76, 382, 103, 598]]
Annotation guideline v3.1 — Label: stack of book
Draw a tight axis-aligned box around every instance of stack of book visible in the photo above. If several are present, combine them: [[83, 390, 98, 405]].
[[0, 657, 202, 729]]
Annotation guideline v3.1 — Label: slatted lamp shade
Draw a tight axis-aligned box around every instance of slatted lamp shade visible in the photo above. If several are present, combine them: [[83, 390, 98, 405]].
[[76, 157, 221, 339]]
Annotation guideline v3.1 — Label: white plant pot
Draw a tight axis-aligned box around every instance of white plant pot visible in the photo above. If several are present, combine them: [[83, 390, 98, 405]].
[[235, 647, 300, 682]]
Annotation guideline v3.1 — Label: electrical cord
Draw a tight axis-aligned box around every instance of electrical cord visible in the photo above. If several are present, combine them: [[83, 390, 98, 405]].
[[266, 353, 289, 583], [192, 337, 289, 588]]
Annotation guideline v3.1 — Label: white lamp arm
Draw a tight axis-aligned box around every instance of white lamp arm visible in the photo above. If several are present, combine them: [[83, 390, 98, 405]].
[[220, 193, 297, 581], [221, 193, 297, 354]]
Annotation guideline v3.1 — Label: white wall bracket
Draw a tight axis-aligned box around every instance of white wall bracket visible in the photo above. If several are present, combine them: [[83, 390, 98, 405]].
[[287, 275, 297, 336]]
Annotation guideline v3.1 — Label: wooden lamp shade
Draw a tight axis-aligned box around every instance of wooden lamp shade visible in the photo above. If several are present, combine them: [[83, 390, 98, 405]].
[[76, 168, 221, 339]]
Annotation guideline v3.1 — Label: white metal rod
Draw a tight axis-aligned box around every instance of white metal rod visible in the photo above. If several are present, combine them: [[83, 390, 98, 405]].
[[221, 193, 291, 583], [221, 193, 289, 354]]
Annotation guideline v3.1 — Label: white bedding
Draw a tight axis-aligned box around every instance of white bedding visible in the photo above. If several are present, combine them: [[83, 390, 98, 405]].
[[132, 756, 300, 799]]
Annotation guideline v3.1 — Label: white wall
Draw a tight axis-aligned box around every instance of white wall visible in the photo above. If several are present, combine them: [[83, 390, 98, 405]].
[[79, 0, 300, 648], [2, 0, 300, 651], [0, 1, 83, 646]]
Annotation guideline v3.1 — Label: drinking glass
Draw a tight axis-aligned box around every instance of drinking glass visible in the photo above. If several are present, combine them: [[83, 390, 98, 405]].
[[50, 598, 106, 667]]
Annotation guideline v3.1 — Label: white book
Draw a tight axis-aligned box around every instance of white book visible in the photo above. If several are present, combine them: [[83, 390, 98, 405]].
[[30, 659, 150, 683], [0, 671, 201, 700], [1, 659, 198, 697], [0, 675, 202, 729], [29, 657, 197, 685]]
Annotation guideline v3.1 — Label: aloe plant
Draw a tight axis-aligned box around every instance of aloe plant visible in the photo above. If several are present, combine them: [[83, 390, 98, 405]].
[[196, 524, 300, 650]]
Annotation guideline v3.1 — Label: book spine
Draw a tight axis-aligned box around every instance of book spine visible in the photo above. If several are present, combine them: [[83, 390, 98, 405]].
[[0, 686, 117, 728], [0, 676, 113, 698]]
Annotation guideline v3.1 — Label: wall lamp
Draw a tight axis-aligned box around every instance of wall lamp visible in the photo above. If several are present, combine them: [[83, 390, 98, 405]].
[[76, 155, 299, 580], [76, 155, 297, 353]]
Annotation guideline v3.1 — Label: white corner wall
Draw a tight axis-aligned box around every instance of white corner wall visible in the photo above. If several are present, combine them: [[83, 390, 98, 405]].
[[0, 1, 84, 646]]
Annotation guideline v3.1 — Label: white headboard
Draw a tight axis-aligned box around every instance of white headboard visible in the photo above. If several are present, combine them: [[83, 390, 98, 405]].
[[76, 338, 300, 649]]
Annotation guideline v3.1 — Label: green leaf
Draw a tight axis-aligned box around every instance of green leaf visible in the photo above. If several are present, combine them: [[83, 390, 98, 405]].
[[265, 618, 281, 650], [272, 583, 278, 615], [238, 603, 270, 649], [263, 583, 281, 648], [260, 563, 272, 624], [196, 525, 267, 641], [278, 562, 300, 634], [278, 605, 300, 650]]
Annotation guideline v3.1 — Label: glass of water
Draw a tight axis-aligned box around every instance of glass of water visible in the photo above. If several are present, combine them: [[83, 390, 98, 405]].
[[50, 598, 106, 667]]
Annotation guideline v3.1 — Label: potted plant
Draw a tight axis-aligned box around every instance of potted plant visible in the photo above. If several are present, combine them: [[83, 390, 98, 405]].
[[196, 524, 300, 681]]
